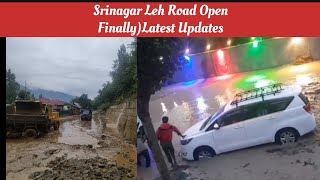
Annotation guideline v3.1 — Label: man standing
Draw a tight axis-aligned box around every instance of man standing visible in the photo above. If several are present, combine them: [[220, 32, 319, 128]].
[[156, 116, 185, 168], [137, 133, 151, 168]]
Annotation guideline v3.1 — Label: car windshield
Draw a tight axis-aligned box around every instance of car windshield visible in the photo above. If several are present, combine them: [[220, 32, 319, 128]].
[[199, 105, 226, 131], [82, 110, 91, 114]]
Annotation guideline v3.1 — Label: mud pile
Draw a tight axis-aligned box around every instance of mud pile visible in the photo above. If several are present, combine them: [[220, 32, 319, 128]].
[[29, 156, 135, 180], [292, 56, 314, 65]]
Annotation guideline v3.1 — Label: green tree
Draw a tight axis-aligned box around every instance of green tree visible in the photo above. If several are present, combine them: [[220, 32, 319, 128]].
[[71, 94, 92, 109], [17, 89, 31, 100], [31, 93, 35, 100], [137, 38, 187, 180], [6, 69, 20, 104], [39, 94, 43, 99], [93, 40, 137, 110]]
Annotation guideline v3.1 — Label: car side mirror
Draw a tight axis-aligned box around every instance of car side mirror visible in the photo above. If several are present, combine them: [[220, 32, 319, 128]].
[[213, 123, 220, 129]]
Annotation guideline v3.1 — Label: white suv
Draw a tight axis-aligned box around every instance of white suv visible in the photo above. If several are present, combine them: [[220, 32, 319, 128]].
[[180, 84, 316, 161]]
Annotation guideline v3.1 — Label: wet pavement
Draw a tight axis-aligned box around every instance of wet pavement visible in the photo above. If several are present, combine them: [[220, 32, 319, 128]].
[[138, 61, 320, 180], [6, 113, 137, 180]]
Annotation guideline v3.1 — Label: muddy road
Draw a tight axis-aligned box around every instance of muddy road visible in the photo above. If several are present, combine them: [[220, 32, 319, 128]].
[[6, 113, 137, 180], [138, 61, 320, 180]]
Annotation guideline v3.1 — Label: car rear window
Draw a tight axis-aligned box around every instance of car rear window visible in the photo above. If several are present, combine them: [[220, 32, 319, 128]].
[[299, 92, 309, 105], [267, 96, 294, 113]]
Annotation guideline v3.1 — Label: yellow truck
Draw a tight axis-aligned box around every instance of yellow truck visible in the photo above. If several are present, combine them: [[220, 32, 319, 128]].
[[44, 104, 62, 130]]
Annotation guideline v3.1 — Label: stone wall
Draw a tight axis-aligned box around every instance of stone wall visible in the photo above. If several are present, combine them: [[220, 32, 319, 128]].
[[104, 99, 136, 144]]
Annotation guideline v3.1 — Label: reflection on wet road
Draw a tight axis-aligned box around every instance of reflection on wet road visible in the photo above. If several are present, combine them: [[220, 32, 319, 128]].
[[139, 61, 320, 179]]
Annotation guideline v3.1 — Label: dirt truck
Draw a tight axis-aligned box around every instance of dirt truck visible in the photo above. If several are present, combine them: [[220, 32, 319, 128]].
[[6, 100, 61, 138]]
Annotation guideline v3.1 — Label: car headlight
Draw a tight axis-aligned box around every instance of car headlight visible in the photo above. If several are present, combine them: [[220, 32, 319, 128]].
[[180, 138, 193, 145]]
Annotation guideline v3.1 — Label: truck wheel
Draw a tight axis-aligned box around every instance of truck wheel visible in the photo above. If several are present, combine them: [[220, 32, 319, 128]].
[[24, 129, 38, 139], [53, 122, 60, 130]]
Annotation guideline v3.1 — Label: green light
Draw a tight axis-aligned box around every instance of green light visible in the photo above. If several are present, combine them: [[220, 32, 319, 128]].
[[255, 79, 277, 88], [253, 41, 259, 48], [245, 75, 266, 83], [234, 69, 278, 90]]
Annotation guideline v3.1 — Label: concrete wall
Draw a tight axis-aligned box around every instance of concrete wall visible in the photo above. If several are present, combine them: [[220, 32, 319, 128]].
[[104, 99, 137, 144], [171, 37, 320, 83]]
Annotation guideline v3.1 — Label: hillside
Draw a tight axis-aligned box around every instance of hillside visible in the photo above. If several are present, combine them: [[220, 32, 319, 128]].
[[19, 84, 75, 102]]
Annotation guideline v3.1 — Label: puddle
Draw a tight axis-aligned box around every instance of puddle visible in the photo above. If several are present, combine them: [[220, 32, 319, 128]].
[[57, 117, 101, 148]]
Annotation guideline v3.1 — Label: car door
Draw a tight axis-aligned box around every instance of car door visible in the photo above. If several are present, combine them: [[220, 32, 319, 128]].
[[241, 102, 274, 146], [211, 108, 247, 153], [242, 97, 295, 146]]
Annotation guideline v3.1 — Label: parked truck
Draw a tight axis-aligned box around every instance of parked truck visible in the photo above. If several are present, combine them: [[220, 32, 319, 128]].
[[6, 100, 61, 138]]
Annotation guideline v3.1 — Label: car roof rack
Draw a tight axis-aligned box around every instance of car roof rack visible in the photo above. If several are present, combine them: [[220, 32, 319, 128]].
[[231, 83, 284, 107]]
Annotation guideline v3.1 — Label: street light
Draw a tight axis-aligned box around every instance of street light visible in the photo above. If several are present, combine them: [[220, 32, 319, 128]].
[[253, 40, 259, 48], [217, 50, 224, 59], [291, 37, 303, 45], [227, 39, 232, 46], [206, 44, 211, 50], [185, 48, 190, 54]]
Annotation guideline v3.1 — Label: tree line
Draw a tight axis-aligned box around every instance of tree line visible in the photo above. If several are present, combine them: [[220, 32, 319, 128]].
[[6, 69, 36, 104]]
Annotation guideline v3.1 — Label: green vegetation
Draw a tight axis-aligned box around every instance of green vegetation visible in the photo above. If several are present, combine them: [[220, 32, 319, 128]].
[[71, 94, 92, 109], [6, 69, 20, 104], [17, 89, 33, 100], [92, 40, 137, 110], [6, 69, 35, 103]]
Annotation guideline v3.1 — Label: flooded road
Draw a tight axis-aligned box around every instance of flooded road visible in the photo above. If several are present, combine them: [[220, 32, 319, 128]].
[[6, 113, 137, 180], [138, 61, 320, 180]]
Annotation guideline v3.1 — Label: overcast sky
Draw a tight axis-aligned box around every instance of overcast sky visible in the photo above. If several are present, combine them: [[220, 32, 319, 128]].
[[6, 37, 134, 99]]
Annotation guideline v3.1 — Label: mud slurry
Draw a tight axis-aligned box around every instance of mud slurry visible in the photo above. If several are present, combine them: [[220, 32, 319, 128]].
[[29, 156, 134, 180], [6, 114, 137, 180]]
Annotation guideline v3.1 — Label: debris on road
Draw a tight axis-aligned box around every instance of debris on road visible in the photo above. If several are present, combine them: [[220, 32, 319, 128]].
[[242, 163, 250, 168], [29, 156, 134, 180]]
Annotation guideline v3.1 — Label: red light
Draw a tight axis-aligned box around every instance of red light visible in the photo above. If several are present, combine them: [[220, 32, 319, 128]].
[[212, 49, 234, 76], [217, 50, 224, 59]]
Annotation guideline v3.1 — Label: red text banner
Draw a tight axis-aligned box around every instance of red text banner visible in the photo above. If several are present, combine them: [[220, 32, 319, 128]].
[[0, 2, 319, 37]]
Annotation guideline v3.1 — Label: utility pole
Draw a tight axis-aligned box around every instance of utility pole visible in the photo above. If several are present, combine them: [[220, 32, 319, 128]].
[[24, 80, 27, 100]]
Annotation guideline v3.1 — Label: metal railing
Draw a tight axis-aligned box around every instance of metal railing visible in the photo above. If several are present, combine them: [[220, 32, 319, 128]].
[[231, 83, 284, 107]]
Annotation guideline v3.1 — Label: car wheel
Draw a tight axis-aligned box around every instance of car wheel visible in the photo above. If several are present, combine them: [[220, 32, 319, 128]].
[[24, 129, 38, 139], [194, 146, 215, 161], [276, 128, 299, 145]]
